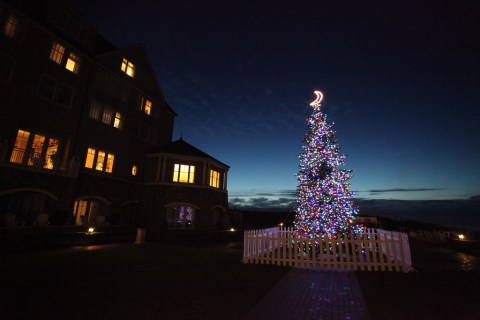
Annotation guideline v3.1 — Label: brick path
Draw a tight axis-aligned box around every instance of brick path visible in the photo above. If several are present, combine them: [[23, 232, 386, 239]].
[[243, 268, 370, 320]]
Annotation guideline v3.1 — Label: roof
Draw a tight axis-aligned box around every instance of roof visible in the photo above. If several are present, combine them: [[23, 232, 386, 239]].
[[148, 138, 229, 168]]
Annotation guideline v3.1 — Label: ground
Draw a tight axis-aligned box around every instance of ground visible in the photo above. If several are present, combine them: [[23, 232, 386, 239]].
[[1, 235, 479, 319]]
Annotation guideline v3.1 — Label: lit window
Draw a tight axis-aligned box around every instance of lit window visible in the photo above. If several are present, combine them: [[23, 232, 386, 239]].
[[49, 42, 65, 64], [139, 97, 152, 115], [89, 100, 102, 120], [96, 151, 105, 171], [113, 112, 123, 129], [10, 129, 60, 170], [3, 15, 18, 38], [28, 134, 45, 167], [10, 129, 30, 164], [102, 107, 113, 125], [131, 165, 137, 176], [210, 170, 220, 188], [65, 52, 80, 74], [173, 164, 195, 183], [85, 148, 95, 168], [105, 154, 114, 173], [84, 148, 115, 174], [44, 139, 59, 169], [121, 58, 135, 77]]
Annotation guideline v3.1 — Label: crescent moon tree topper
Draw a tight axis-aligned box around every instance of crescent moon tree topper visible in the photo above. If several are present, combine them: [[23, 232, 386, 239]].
[[309, 90, 323, 110]]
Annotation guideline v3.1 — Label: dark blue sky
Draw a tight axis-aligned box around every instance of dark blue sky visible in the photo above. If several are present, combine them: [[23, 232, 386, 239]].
[[66, 0, 480, 213]]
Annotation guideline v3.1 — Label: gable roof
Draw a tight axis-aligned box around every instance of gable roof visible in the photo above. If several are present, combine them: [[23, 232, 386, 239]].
[[149, 138, 229, 168]]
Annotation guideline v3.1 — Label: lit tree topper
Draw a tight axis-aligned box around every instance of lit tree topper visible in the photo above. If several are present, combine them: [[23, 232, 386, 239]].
[[310, 90, 323, 110]]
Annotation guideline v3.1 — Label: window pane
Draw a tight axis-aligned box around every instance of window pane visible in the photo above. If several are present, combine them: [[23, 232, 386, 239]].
[[95, 151, 105, 171], [38, 75, 56, 100], [102, 107, 113, 125], [105, 154, 114, 173], [10, 129, 30, 164], [179, 164, 189, 183], [3, 15, 18, 38], [113, 112, 122, 129], [144, 99, 151, 115], [189, 166, 195, 183], [65, 52, 80, 74], [28, 134, 45, 167], [210, 170, 220, 188], [121, 58, 135, 77], [44, 139, 59, 169], [85, 148, 95, 168], [57, 84, 74, 106], [49, 42, 65, 64], [89, 100, 102, 120], [173, 164, 179, 182]]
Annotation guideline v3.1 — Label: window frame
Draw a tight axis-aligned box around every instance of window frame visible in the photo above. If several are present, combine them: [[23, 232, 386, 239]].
[[84, 147, 115, 174], [173, 164, 195, 184], [121, 58, 135, 77], [209, 169, 221, 188], [9, 129, 61, 170]]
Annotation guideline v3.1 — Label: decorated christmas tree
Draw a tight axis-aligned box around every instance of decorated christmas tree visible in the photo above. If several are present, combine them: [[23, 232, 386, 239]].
[[293, 91, 363, 241]]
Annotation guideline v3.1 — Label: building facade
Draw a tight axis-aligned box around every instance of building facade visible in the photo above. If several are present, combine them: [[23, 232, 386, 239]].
[[0, 0, 229, 230]]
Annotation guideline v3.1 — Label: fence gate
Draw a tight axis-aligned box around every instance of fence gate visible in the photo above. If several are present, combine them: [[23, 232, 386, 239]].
[[243, 227, 412, 272]]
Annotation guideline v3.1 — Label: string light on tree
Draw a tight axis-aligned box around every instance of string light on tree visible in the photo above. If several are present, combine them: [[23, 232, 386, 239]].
[[293, 91, 363, 242]]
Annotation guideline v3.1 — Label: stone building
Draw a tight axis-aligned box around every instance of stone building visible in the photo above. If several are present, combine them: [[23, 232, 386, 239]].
[[0, 0, 229, 230]]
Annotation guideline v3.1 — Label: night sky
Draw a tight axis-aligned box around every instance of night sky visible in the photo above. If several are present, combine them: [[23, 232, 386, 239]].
[[65, 0, 480, 226]]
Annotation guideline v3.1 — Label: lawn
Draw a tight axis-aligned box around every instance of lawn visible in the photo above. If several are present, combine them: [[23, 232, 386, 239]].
[[0, 241, 289, 320]]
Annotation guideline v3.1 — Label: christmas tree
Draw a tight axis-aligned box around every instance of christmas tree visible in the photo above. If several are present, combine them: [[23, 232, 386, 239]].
[[293, 91, 363, 241]]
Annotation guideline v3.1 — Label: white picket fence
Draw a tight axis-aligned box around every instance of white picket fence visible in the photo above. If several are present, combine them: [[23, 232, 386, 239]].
[[243, 227, 412, 272]]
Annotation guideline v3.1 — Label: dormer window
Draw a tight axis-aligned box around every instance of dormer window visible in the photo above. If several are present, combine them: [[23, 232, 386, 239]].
[[121, 58, 135, 77]]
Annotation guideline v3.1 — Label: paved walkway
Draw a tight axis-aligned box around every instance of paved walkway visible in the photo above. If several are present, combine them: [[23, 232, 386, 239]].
[[243, 268, 370, 320]]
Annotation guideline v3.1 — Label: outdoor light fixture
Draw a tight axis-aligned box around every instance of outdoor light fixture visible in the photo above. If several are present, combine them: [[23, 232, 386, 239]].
[[87, 227, 95, 234], [458, 234, 465, 240], [229, 228, 235, 232]]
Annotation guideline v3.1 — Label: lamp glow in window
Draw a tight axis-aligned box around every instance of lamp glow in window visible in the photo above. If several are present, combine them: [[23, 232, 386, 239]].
[[44, 139, 59, 169], [131, 165, 137, 176], [95, 151, 105, 171], [10, 129, 30, 164], [105, 154, 114, 173], [65, 52, 80, 74], [28, 134, 45, 167], [139, 97, 152, 115], [113, 112, 123, 129], [173, 164, 195, 183], [85, 148, 95, 168], [121, 58, 135, 77], [49, 42, 65, 64], [209, 170, 220, 188]]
